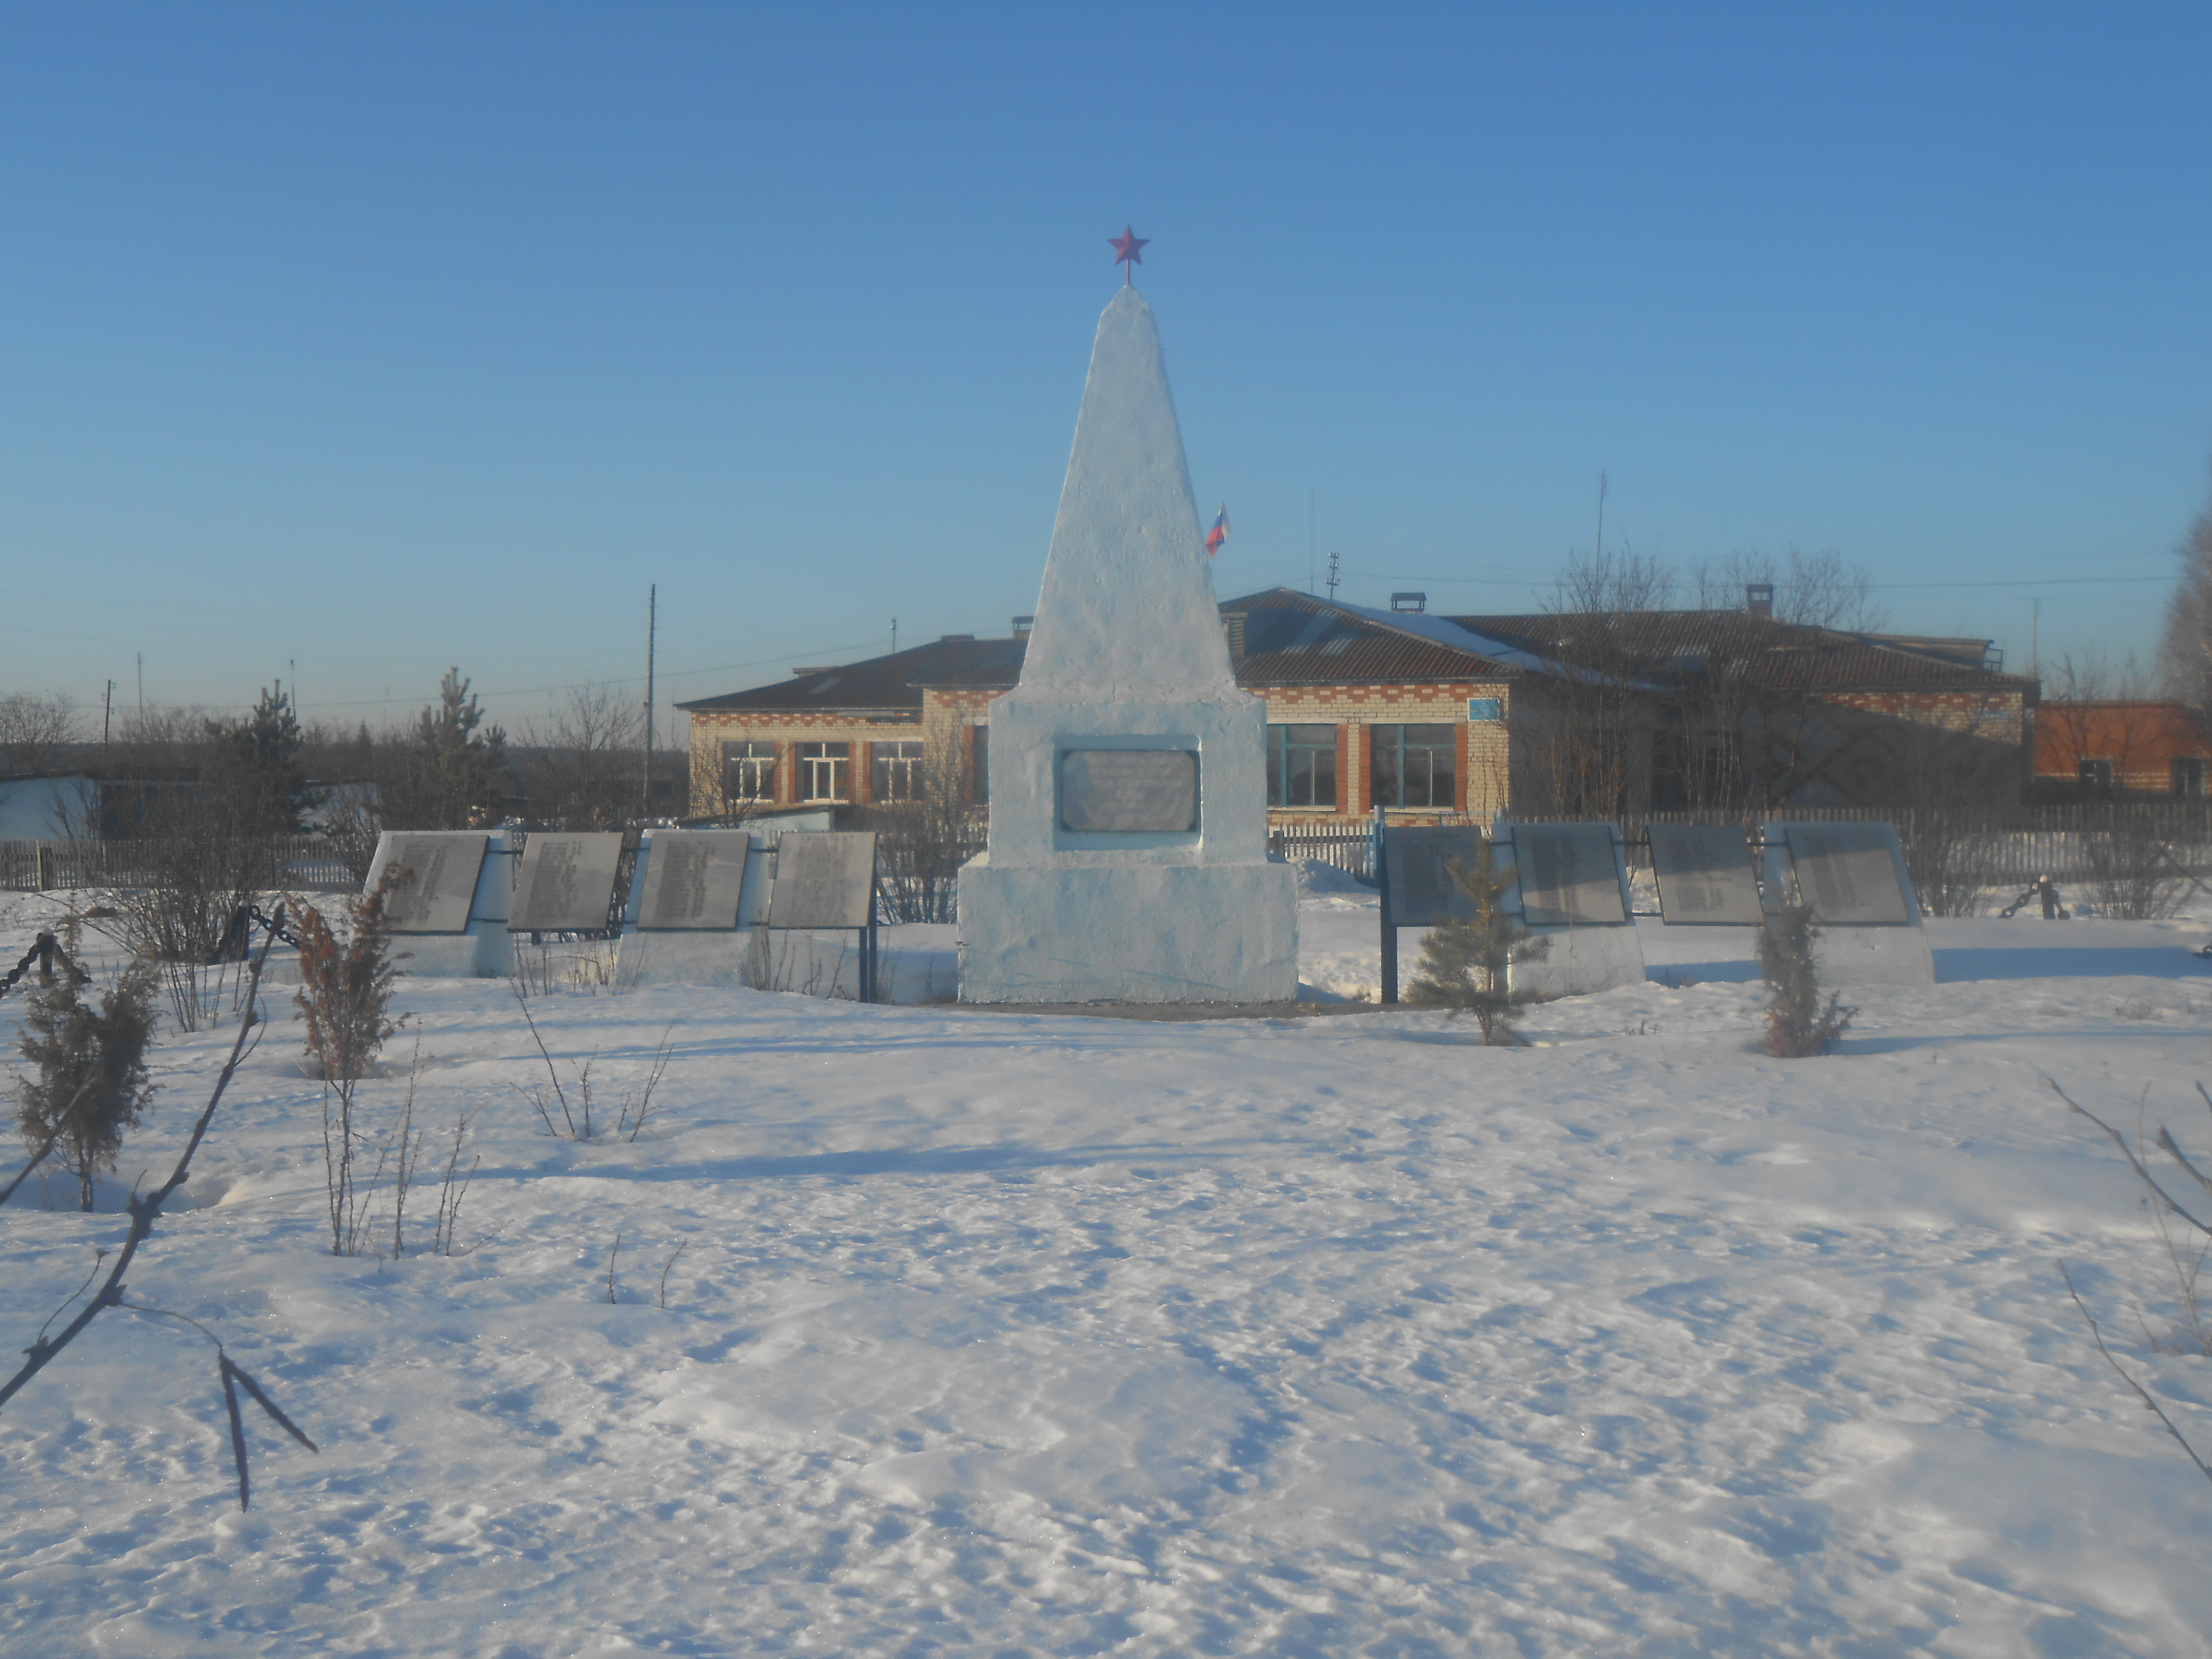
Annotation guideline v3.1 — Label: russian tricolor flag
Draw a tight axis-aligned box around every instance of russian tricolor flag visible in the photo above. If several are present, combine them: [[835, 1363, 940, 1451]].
[[1205, 505, 1230, 556]]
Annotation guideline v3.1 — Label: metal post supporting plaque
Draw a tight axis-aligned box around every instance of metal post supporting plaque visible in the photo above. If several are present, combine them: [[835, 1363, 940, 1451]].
[[764, 831, 880, 1003], [1374, 805, 1397, 1005]]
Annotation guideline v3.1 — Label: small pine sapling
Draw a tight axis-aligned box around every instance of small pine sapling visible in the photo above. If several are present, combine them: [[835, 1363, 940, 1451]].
[[13, 956, 161, 1210], [1406, 839, 1551, 1045], [1758, 902, 1856, 1057]]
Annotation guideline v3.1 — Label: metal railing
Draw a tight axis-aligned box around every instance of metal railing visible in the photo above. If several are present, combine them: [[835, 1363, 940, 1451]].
[[0, 835, 364, 894], [1269, 803, 2212, 891]]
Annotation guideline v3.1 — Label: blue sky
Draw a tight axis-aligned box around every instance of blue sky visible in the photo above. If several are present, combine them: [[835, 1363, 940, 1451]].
[[4, 3, 2209, 732]]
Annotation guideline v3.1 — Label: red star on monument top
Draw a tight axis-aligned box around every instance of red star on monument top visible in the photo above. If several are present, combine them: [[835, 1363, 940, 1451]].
[[1109, 225, 1148, 284]]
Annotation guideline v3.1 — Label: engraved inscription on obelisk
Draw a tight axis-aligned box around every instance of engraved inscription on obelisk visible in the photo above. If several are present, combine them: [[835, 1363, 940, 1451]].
[[1058, 750, 1198, 834]]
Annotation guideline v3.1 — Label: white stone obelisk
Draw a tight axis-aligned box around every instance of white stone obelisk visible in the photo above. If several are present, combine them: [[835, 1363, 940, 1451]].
[[957, 287, 1298, 1003]]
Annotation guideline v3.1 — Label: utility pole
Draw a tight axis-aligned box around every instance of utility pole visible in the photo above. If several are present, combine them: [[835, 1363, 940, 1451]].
[[1594, 470, 1608, 563], [1325, 551, 1341, 602], [103, 681, 114, 752], [641, 584, 656, 820], [890, 617, 898, 654]]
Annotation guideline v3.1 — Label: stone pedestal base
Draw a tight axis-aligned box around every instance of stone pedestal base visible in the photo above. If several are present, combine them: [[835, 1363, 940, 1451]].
[[1509, 924, 1647, 1001], [1812, 926, 1935, 987], [958, 856, 1298, 1004]]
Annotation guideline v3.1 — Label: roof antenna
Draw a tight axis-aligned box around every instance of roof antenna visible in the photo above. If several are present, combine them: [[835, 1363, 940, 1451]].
[[1325, 551, 1340, 603]]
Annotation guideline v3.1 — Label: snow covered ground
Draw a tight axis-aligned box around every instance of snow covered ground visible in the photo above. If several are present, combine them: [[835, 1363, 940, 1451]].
[[4, 882, 2212, 1656]]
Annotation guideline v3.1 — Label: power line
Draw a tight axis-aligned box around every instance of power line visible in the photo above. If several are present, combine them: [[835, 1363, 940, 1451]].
[[1342, 571, 2171, 591], [156, 636, 893, 715]]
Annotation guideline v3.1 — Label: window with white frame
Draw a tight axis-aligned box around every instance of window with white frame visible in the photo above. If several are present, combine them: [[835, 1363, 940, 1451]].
[[872, 740, 925, 802], [1266, 723, 1337, 809], [799, 740, 851, 802], [1371, 723, 1457, 809], [723, 740, 778, 801]]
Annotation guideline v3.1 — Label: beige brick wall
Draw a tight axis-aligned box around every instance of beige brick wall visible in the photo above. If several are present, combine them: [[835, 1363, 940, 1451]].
[[685, 679, 2019, 819], [684, 708, 926, 815]]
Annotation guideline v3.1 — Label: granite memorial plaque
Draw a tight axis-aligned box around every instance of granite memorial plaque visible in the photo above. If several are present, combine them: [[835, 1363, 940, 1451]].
[[1058, 749, 1198, 834], [1382, 826, 1485, 928], [508, 832, 625, 933], [1650, 824, 1764, 926], [1512, 823, 1627, 926], [637, 830, 751, 931], [366, 831, 488, 934], [1784, 824, 1911, 925], [767, 832, 877, 929]]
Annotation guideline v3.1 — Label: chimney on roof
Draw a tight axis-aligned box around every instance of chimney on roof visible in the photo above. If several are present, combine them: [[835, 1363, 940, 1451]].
[[1745, 582, 1774, 618], [1011, 615, 1034, 638], [1391, 591, 1427, 613]]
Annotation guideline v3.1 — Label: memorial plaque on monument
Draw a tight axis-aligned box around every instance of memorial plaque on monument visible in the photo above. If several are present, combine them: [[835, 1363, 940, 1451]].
[[767, 832, 877, 929], [1382, 826, 1485, 928], [1511, 823, 1627, 926], [636, 830, 751, 931], [508, 832, 625, 933], [1058, 749, 1198, 834], [1650, 824, 1764, 926], [1784, 824, 1911, 925], [366, 832, 488, 934]]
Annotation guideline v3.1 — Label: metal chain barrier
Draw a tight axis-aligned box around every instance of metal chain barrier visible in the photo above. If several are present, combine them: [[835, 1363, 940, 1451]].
[[1998, 875, 2069, 920], [208, 905, 300, 966], [0, 933, 59, 1003]]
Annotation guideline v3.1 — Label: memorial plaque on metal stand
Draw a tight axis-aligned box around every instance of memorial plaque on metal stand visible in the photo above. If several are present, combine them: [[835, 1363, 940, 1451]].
[[1783, 824, 1911, 925], [636, 830, 751, 931], [767, 831, 880, 1001], [1512, 823, 1628, 926], [366, 831, 490, 934], [767, 832, 877, 928], [1058, 750, 1198, 834], [1381, 826, 1485, 928], [508, 832, 626, 934], [1650, 824, 1764, 926], [1498, 822, 1644, 1000]]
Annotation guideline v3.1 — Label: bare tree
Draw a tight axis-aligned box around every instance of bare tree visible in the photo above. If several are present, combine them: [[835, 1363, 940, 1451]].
[[1517, 548, 1672, 817], [0, 692, 81, 775], [516, 680, 646, 829], [2160, 468, 2212, 715], [868, 745, 983, 923], [1694, 547, 1887, 633]]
